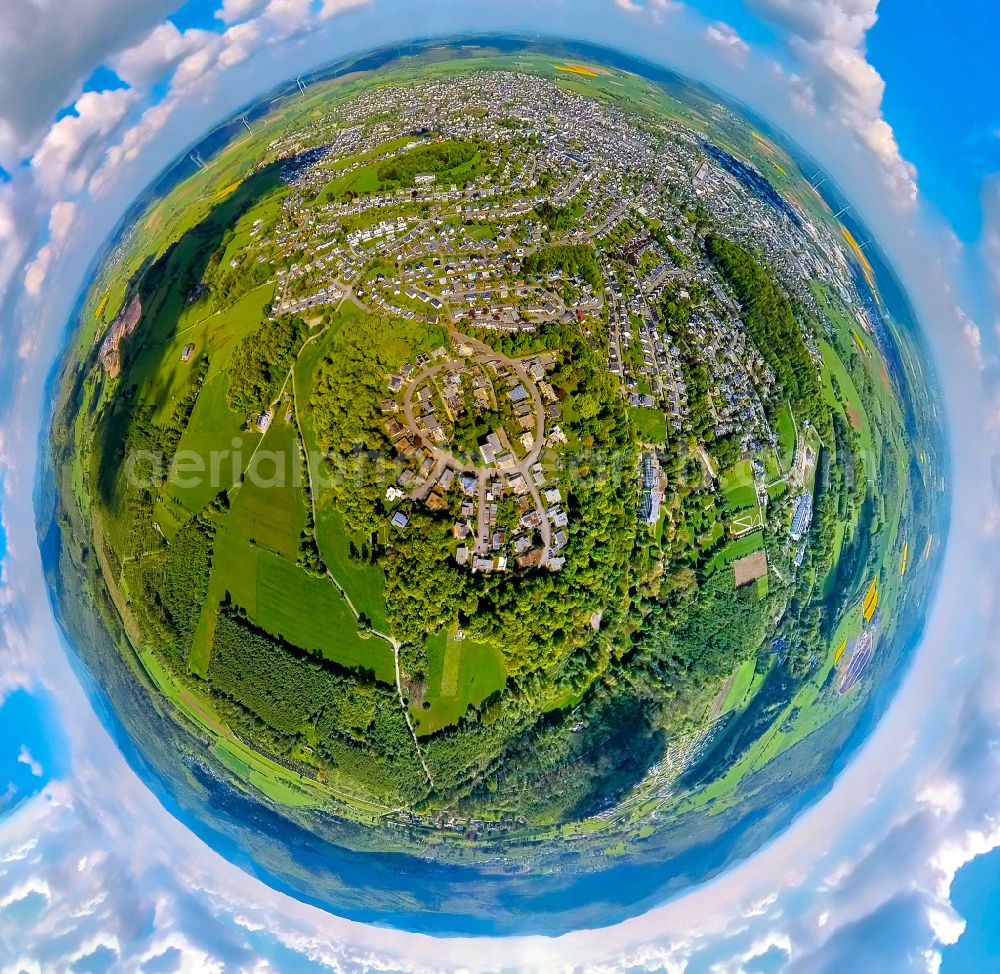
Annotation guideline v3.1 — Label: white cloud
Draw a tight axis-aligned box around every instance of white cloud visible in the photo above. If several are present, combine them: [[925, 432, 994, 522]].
[[749, 0, 918, 205], [958, 307, 983, 366], [0, 186, 32, 310], [112, 17, 270, 100], [983, 179, 1000, 336], [90, 0, 324, 196], [0, 0, 180, 164], [263, 0, 316, 32], [89, 100, 175, 196], [319, 0, 376, 17], [16, 746, 43, 779], [29, 88, 136, 196], [112, 22, 213, 90], [704, 21, 750, 65], [217, 0, 271, 23], [23, 200, 77, 299], [612, 0, 683, 15], [47, 199, 77, 244], [219, 20, 263, 69]]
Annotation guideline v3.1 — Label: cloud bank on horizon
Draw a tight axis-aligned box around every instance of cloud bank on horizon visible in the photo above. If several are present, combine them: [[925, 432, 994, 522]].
[[1, 1, 1000, 971]]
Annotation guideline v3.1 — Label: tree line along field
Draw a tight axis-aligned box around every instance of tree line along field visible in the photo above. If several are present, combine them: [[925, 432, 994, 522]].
[[51, 53, 931, 847]]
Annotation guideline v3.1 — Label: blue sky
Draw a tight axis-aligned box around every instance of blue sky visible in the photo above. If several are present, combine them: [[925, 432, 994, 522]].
[[869, 0, 1000, 242], [0, 1, 999, 971]]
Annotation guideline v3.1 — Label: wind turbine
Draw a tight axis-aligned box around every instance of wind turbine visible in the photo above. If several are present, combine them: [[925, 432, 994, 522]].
[[240, 114, 253, 135], [296, 76, 307, 95]]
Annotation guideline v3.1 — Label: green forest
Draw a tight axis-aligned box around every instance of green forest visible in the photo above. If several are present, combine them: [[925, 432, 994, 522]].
[[227, 316, 307, 417], [377, 139, 483, 186]]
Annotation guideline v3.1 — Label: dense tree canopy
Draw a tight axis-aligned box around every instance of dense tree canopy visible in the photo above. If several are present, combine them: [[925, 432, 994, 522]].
[[227, 316, 306, 417]]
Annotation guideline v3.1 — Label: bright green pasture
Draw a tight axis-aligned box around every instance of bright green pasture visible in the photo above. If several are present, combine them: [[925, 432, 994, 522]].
[[252, 548, 395, 681], [162, 371, 260, 519], [707, 530, 764, 573], [629, 407, 667, 444], [719, 459, 757, 511], [775, 402, 796, 471], [188, 506, 394, 682], [230, 417, 306, 562], [314, 508, 390, 633], [818, 339, 876, 467], [292, 305, 391, 633], [721, 657, 757, 713], [133, 281, 274, 427], [411, 628, 507, 736]]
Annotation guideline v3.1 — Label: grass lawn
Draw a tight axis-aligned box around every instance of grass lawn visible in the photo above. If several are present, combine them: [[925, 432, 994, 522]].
[[822, 519, 849, 598], [322, 141, 486, 201], [189, 508, 394, 682], [313, 136, 416, 202], [152, 494, 193, 542], [818, 338, 876, 466], [229, 417, 306, 563], [186, 443, 393, 681], [188, 519, 258, 676], [708, 530, 764, 573], [696, 518, 725, 551], [629, 406, 667, 444], [293, 306, 390, 633], [127, 230, 276, 426], [191, 285, 276, 373], [720, 459, 758, 511], [762, 448, 781, 482], [252, 548, 395, 682], [411, 627, 507, 736], [314, 507, 389, 634], [161, 370, 261, 518], [324, 161, 383, 199], [722, 657, 757, 713], [767, 481, 788, 503], [775, 402, 796, 472]]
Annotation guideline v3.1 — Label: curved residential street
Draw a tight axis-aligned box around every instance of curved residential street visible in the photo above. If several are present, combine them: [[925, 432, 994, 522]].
[[400, 330, 552, 565]]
